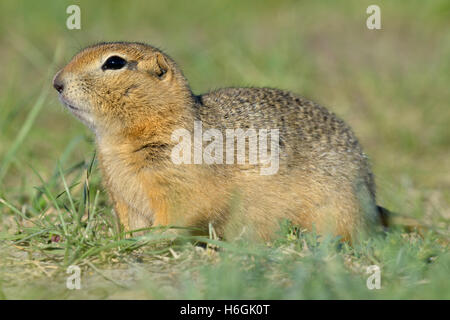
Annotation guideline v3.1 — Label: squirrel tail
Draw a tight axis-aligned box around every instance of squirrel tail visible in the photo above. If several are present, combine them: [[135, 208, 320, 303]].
[[377, 205, 391, 228], [377, 206, 430, 235]]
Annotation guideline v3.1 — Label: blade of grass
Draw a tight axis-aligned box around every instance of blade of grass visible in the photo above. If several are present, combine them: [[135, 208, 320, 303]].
[[0, 88, 48, 183], [57, 162, 78, 226]]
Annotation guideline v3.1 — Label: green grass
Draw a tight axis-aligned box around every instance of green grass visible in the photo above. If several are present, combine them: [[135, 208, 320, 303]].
[[0, 0, 449, 299]]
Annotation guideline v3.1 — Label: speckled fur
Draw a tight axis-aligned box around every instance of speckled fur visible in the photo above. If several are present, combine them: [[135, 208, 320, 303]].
[[53, 42, 382, 242]]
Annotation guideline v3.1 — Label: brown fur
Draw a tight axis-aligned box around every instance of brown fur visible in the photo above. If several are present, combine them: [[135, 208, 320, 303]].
[[53, 42, 383, 242]]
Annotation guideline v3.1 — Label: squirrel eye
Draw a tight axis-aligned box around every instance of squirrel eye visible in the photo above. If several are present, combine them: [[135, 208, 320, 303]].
[[102, 56, 127, 70]]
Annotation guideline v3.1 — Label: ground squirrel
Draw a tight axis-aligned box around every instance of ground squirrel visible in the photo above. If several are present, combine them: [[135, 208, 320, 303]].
[[53, 42, 387, 242]]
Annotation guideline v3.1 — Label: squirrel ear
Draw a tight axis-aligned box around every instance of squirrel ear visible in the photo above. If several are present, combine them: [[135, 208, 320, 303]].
[[153, 52, 170, 79]]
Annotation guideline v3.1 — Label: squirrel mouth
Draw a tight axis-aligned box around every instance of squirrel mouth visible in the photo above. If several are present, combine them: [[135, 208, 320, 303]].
[[58, 95, 95, 129], [67, 103, 81, 111], [58, 96, 88, 114], [66, 103, 87, 114]]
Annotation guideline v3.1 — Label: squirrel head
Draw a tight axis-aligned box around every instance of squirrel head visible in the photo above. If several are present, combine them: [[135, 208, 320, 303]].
[[53, 42, 193, 139]]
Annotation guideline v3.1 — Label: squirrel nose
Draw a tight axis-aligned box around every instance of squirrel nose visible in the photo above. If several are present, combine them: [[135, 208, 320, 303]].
[[54, 82, 64, 93], [53, 71, 64, 93]]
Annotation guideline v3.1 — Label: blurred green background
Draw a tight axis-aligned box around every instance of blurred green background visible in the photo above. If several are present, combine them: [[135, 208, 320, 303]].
[[0, 0, 448, 299]]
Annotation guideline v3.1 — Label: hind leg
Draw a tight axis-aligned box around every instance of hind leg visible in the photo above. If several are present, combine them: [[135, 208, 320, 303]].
[[225, 174, 377, 242], [289, 178, 379, 241]]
